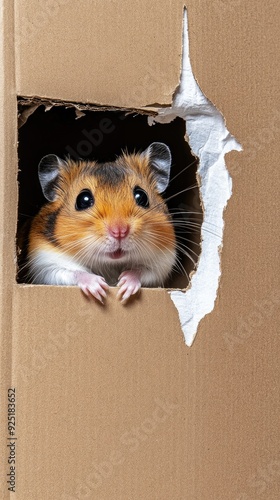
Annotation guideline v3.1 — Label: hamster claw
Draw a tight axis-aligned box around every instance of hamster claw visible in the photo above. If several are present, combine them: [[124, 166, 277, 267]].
[[117, 271, 141, 302], [75, 271, 109, 304]]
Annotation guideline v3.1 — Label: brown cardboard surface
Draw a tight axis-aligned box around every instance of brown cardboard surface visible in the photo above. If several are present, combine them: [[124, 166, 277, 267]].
[[10, 285, 280, 500], [12, 286, 188, 499], [15, 0, 184, 108], [0, 1, 19, 498], [186, 0, 280, 367], [1, 0, 280, 499]]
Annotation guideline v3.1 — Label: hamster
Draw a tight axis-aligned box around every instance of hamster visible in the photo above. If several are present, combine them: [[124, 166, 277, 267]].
[[25, 142, 176, 303]]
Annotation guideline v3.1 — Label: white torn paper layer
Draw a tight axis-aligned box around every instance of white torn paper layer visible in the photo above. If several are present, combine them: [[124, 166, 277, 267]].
[[150, 9, 242, 346]]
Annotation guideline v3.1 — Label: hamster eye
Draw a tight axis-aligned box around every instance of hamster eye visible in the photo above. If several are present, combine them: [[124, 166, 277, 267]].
[[133, 186, 149, 208], [75, 189, 94, 211]]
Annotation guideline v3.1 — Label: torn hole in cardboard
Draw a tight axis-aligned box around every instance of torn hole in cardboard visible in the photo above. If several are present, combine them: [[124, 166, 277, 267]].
[[149, 8, 242, 346], [17, 98, 201, 291], [16, 8, 240, 348]]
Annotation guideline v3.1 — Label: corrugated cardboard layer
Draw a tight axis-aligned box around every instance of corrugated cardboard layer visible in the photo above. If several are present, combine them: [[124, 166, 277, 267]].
[[15, 0, 184, 107]]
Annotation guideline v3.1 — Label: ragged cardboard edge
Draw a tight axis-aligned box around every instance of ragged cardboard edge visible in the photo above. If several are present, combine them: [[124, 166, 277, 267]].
[[17, 96, 159, 128], [150, 8, 242, 346]]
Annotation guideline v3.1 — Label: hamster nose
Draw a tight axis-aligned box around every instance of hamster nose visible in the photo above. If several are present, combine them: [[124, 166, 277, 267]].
[[108, 223, 130, 239]]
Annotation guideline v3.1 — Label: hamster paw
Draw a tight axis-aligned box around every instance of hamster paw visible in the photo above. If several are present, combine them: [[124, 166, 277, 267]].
[[117, 270, 141, 302], [74, 271, 109, 304]]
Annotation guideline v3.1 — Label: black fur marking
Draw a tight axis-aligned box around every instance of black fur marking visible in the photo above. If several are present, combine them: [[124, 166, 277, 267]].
[[42, 209, 60, 245], [93, 163, 127, 187]]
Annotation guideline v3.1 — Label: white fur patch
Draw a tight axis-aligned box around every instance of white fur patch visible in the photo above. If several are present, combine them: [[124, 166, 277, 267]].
[[28, 249, 88, 285]]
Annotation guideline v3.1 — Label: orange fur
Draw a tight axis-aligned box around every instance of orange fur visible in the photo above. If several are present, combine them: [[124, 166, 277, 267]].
[[28, 152, 176, 284]]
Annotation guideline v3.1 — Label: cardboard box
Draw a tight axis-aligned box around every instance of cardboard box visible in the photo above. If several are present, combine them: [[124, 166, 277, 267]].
[[1, 1, 280, 498]]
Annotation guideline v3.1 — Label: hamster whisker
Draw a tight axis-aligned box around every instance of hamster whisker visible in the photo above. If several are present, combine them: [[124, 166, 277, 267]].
[[169, 209, 204, 218], [70, 236, 105, 268], [174, 235, 201, 248], [21, 259, 48, 283], [170, 220, 222, 238], [85, 244, 106, 270], [49, 240, 90, 258], [17, 259, 34, 279], [132, 237, 161, 264], [169, 212, 203, 222], [169, 238, 200, 261], [168, 157, 198, 186], [133, 240, 173, 286], [143, 216, 220, 239], [163, 183, 199, 204], [136, 184, 199, 221], [170, 211, 222, 231], [170, 253, 191, 281], [174, 247, 198, 267], [129, 240, 154, 272], [18, 239, 89, 280], [180, 223, 222, 238], [18, 212, 35, 218], [140, 233, 191, 279], [151, 233, 198, 267], [144, 229, 200, 271]]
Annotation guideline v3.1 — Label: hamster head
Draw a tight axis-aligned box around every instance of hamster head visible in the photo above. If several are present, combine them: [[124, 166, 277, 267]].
[[31, 142, 176, 285]]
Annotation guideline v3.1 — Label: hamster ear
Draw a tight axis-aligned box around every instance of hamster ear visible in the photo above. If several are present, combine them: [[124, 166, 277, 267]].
[[142, 142, 172, 193], [38, 154, 65, 202]]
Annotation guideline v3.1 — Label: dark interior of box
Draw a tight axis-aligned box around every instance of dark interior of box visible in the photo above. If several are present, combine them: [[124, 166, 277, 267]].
[[17, 103, 202, 288]]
